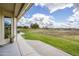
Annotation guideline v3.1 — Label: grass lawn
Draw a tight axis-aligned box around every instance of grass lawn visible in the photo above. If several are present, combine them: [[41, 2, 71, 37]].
[[21, 29, 79, 56]]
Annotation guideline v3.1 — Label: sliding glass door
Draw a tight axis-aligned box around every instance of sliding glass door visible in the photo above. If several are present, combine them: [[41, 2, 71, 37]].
[[4, 17, 12, 39]]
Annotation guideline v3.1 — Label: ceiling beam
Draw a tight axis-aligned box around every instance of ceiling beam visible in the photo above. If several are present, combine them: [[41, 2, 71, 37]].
[[17, 3, 33, 20], [14, 3, 23, 18]]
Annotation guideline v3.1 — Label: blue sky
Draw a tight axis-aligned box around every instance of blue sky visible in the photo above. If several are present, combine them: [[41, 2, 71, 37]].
[[24, 5, 50, 18], [18, 3, 79, 28], [51, 7, 74, 22], [24, 4, 74, 22]]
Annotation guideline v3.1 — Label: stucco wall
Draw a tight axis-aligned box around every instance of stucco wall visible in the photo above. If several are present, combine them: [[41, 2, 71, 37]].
[[0, 8, 5, 45]]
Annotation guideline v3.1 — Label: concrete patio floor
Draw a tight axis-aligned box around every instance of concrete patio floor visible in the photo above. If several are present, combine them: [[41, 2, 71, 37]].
[[0, 41, 21, 56], [0, 34, 40, 56], [26, 40, 71, 56], [0, 33, 71, 56]]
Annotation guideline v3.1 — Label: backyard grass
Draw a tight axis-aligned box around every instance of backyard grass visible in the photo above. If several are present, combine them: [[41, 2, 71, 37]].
[[21, 29, 79, 56]]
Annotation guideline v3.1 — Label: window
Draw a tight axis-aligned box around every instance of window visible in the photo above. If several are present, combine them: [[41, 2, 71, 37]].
[[4, 16, 12, 39]]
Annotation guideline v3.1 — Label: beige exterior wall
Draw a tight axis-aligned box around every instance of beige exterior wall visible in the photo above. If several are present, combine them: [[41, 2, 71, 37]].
[[0, 8, 6, 45], [0, 8, 3, 45]]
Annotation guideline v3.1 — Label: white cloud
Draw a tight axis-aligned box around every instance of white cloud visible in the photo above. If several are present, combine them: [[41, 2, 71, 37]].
[[68, 11, 79, 28], [52, 22, 69, 28], [17, 13, 55, 28], [45, 3, 73, 13], [34, 3, 79, 28], [67, 16, 75, 22], [73, 11, 79, 21], [18, 13, 79, 28], [71, 4, 79, 21], [18, 13, 75, 28], [28, 13, 54, 28], [66, 4, 79, 28], [73, 8, 77, 13], [73, 4, 79, 12], [72, 4, 79, 20], [17, 17, 30, 27], [35, 3, 73, 13], [35, 3, 45, 7]]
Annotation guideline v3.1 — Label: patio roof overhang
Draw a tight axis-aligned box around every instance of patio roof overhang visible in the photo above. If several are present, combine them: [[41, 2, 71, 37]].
[[0, 3, 33, 45], [0, 3, 33, 20]]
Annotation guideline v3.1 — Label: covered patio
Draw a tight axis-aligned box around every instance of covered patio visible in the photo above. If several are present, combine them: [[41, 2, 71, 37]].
[[0, 3, 32, 45], [0, 3, 39, 56], [0, 33, 40, 56], [0, 3, 71, 56]]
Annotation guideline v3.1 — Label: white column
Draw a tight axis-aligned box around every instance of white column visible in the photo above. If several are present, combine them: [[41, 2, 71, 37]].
[[10, 18, 17, 43], [10, 18, 14, 43], [13, 18, 17, 41]]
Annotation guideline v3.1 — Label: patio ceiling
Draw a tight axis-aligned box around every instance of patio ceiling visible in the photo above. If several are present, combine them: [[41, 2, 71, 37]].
[[0, 3, 33, 19]]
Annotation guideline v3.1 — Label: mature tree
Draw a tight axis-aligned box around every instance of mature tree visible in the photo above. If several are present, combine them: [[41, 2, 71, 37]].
[[30, 23, 39, 29], [23, 26, 29, 29]]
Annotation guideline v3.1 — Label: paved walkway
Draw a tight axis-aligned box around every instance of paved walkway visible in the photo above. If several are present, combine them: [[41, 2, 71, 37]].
[[17, 34, 40, 56], [0, 33, 71, 56], [19, 32, 71, 56], [26, 40, 71, 56]]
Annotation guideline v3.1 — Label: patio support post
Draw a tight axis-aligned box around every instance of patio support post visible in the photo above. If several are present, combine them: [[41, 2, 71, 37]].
[[13, 18, 17, 42], [10, 17, 17, 43]]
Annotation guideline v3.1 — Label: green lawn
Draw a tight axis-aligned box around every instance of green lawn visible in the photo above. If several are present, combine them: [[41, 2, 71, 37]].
[[21, 29, 79, 56]]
